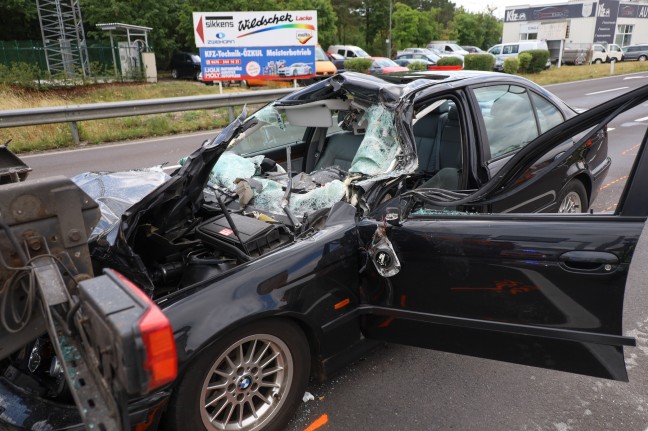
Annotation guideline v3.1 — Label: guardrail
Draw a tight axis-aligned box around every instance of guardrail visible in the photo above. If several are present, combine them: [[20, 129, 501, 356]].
[[0, 88, 295, 144]]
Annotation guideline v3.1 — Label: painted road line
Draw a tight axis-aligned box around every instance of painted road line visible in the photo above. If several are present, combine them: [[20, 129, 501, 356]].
[[623, 76, 648, 80], [163, 164, 182, 171], [635, 116, 648, 122], [599, 175, 628, 191], [585, 87, 629, 96], [623, 143, 641, 155], [607, 127, 616, 131]]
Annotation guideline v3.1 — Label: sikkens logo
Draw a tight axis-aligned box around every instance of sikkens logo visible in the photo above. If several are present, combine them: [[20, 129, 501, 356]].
[[205, 16, 234, 28]]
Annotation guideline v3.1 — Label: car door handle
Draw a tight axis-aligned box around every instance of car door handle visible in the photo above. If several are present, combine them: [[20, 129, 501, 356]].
[[559, 251, 619, 271]]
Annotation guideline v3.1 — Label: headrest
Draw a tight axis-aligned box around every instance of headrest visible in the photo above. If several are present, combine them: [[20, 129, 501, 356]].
[[447, 106, 459, 121]]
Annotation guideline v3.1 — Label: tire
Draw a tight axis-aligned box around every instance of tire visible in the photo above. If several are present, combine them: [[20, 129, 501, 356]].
[[195, 71, 202, 81], [639, 55, 647, 62], [593, 58, 602, 64], [171, 69, 179, 79], [558, 180, 588, 213], [165, 319, 310, 431]]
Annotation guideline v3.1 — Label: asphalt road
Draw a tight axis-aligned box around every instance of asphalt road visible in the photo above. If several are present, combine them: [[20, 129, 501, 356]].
[[17, 73, 648, 431]]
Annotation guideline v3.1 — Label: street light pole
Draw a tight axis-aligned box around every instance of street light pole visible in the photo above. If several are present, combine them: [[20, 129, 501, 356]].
[[387, 0, 392, 57]]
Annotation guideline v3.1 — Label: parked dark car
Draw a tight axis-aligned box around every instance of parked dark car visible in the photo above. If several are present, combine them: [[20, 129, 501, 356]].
[[170, 51, 202, 80], [3, 72, 646, 431], [395, 52, 441, 67], [462, 45, 484, 53], [622, 44, 648, 61], [326, 51, 346, 72]]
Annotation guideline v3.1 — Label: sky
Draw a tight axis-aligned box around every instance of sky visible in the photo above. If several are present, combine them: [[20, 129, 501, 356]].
[[453, 0, 570, 19]]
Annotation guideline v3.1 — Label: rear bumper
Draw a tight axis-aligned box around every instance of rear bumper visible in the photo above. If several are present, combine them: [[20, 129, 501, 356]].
[[0, 377, 170, 431]]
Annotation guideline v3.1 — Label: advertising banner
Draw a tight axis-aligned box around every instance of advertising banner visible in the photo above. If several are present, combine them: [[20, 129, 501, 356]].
[[593, 1, 620, 43], [504, 3, 596, 22], [194, 11, 317, 82], [618, 3, 648, 18], [193, 11, 317, 48], [200, 46, 315, 81]]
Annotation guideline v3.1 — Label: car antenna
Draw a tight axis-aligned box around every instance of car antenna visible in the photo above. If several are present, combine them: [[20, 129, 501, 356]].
[[214, 194, 251, 256], [281, 145, 302, 231]]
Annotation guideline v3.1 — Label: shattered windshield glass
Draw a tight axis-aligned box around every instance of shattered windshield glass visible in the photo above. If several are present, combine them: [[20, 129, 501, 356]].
[[349, 105, 400, 175]]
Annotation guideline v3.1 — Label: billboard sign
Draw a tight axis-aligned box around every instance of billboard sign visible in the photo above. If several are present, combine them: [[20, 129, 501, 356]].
[[504, 2, 596, 22], [193, 11, 317, 82], [593, 1, 620, 44], [193, 11, 317, 48], [199, 46, 315, 81]]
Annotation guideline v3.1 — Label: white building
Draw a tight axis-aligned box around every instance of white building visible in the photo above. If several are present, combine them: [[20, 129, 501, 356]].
[[503, 1, 648, 61]]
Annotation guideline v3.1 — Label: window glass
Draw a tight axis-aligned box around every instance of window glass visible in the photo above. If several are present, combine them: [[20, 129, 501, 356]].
[[489, 46, 501, 55], [502, 45, 519, 54], [531, 93, 565, 133], [473, 85, 539, 159], [229, 105, 307, 155]]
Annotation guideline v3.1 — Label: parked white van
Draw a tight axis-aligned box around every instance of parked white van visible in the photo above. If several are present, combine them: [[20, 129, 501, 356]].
[[326, 45, 371, 59], [487, 40, 550, 71]]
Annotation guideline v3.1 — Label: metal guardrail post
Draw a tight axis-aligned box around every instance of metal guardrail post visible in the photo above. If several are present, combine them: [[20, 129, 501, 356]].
[[69, 121, 80, 145], [228, 106, 235, 122]]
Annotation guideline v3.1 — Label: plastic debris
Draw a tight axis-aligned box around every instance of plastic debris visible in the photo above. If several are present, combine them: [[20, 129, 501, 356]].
[[72, 168, 169, 239], [302, 392, 315, 402]]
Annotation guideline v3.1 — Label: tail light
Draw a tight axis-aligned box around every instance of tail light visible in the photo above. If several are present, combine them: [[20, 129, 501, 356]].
[[114, 271, 178, 392]]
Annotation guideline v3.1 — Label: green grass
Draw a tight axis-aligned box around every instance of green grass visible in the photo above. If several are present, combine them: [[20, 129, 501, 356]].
[[3, 61, 648, 153]]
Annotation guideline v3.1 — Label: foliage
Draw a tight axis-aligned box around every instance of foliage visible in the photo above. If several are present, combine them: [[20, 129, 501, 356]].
[[344, 58, 373, 73], [524, 49, 550, 74], [407, 61, 428, 71], [0, 0, 39, 40], [463, 54, 495, 71], [502, 57, 519, 74], [450, 7, 501, 50], [436, 56, 463, 66], [518, 52, 532, 73], [0, 62, 46, 89], [392, 5, 439, 55]]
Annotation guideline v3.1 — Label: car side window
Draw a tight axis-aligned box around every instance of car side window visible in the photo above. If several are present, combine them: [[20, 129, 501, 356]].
[[474, 85, 539, 159], [503, 45, 519, 54], [531, 93, 565, 133]]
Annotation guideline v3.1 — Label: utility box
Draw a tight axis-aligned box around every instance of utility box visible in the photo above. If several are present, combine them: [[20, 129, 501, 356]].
[[142, 52, 157, 83]]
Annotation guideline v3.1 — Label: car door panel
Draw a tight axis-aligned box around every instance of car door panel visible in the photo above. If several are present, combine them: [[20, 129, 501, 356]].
[[357, 215, 642, 380]]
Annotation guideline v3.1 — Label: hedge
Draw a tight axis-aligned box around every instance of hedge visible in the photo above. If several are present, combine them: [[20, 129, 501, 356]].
[[518, 52, 532, 73], [502, 57, 519, 74], [521, 49, 550, 73], [407, 61, 428, 71], [463, 53, 495, 71], [344, 58, 374, 73], [436, 56, 463, 66]]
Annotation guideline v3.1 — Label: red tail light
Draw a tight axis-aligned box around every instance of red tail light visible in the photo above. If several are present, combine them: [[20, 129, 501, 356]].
[[115, 272, 178, 392]]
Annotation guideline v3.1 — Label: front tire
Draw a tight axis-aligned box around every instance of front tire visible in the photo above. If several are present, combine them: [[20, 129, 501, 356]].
[[639, 55, 647, 62], [558, 180, 588, 213], [165, 319, 310, 431], [593, 58, 603, 64], [171, 68, 179, 79]]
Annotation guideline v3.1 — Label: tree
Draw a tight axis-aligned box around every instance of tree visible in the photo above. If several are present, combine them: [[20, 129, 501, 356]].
[[82, 0, 182, 66], [392, 3, 420, 51], [0, 0, 40, 40]]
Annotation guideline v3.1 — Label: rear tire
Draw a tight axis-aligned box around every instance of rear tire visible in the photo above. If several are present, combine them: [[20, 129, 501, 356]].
[[164, 319, 310, 431], [639, 55, 647, 62], [171, 69, 179, 79], [558, 180, 588, 213], [593, 58, 602, 64]]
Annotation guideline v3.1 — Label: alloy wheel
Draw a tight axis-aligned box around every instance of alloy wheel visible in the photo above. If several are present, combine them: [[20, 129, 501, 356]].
[[200, 334, 293, 431], [558, 191, 582, 213]]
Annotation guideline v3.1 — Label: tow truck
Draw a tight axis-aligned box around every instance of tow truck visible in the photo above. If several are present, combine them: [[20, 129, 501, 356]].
[[0, 143, 177, 430]]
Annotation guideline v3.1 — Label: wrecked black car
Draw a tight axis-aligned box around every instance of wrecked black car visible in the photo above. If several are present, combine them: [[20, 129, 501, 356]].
[[1, 72, 647, 431]]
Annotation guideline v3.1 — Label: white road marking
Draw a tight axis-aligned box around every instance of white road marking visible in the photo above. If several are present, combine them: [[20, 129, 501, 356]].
[[585, 87, 629, 96], [623, 76, 648, 80], [607, 127, 616, 131], [19, 130, 216, 159], [163, 164, 181, 170], [635, 116, 648, 122]]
